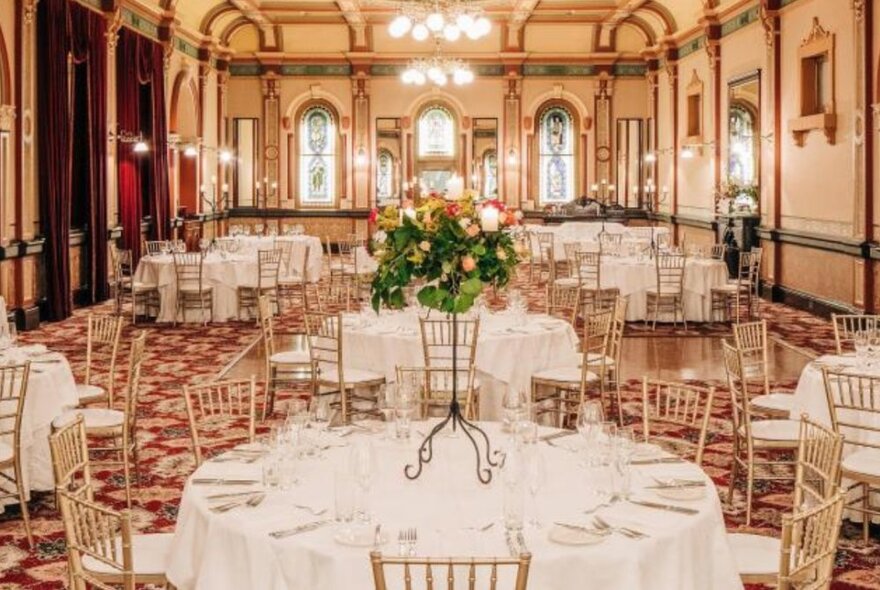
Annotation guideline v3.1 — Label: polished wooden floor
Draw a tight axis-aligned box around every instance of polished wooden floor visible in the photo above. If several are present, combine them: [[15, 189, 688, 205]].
[[221, 331, 810, 385]]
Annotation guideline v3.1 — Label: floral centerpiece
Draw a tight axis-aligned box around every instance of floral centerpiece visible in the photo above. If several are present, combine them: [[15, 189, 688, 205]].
[[369, 192, 523, 314], [715, 179, 759, 215]]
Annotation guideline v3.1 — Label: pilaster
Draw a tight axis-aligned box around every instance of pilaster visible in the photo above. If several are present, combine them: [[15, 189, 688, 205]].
[[261, 74, 280, 208]]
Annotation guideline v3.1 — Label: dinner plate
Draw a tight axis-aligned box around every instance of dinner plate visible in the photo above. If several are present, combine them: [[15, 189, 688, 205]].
[[548, 525, 606, 546], [653, 486, 706, 502], [631, 443, 664, 460], [334, 529, 389, 547]]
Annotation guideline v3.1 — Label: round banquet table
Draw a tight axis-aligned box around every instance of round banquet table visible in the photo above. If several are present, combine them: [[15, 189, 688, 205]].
[[165, 423, 742, 590], [216, 235, 324, 283], [341, 310, 579, 419], [597, 256, 728, 323], [133, 252, 260, 323], [0, 345, 77, 507]]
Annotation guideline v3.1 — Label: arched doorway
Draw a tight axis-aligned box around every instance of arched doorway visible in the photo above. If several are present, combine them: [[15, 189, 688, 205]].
[[170, 72, 200, 216]]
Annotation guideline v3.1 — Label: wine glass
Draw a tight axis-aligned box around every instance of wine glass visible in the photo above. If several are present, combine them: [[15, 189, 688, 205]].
[[868, 333, 880, 370], [855, 331, 869, 367], [7, 322, 17, 349], [576, 401, 603, 465], [310, 396, 334, 455], [526, 447, 547, 528], [349, 441, 377, 522], [502, 389, 529, 434], [377, 384, 398, 439]]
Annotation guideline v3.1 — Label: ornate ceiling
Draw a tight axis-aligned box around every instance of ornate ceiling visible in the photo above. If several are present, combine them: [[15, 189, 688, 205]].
[[139, 0, 746, 57]]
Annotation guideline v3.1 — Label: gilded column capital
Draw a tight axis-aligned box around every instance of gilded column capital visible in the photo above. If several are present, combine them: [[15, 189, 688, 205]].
[[0, 105, 16, 132], [23, 0, 39, 26], [105, 9, 123, 52], [853, 0, 865, 22]]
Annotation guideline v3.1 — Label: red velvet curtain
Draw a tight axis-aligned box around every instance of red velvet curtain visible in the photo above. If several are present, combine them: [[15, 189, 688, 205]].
[[70, 2, 109, 303], [37, 0, 71, 320], [117, 28, 171, 263]]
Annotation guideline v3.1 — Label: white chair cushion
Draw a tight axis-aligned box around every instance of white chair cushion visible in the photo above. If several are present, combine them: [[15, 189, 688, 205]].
[[728, 532, 780, 577], [76, 383, 106, 402], [131, 282, 156, 291], [747, 419, 800, 442], [750, 393, 795, 416], [532, 366, 599, 383], [82, 532, 173, 577], [0, 441, 13, 463], [584, 353, 615, 367], [711, 284, 741, 293], [842, 449, 880, 478], [270, 350, 311, 365], [645, 288, 682, 296], [553, 278, 580, 288], [180, 285, 212, 294], [320, 367, 385, 385], [53, 408, 124, 430]]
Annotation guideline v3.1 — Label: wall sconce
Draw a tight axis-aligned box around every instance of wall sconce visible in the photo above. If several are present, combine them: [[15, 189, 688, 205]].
[[506, 147, 518, 165], [680, 145, 695, 159], [183, 145, 198, 158], [219, 149, 233, 164], [644, 152, 657, 163], [133, 140, 150, 154], [355, 146, 368, 167]]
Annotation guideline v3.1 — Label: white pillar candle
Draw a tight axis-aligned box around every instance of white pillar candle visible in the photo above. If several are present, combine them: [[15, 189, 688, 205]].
[[404, 207, 416, 220], [481, 207, 499, 232]]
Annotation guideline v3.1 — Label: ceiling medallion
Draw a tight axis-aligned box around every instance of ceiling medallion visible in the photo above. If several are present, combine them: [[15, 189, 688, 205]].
[[401, 42, 474, 87], [387, 0, 491, 42]]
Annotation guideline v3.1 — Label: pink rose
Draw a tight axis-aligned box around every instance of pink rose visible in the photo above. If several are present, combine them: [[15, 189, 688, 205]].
[[466, 224, 480, 238], [461, 256, 477, 272]]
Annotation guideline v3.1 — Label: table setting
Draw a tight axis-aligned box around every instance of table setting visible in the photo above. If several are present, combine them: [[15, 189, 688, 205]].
[[214, 234, 324, 282], [165, 397, 741, 590]]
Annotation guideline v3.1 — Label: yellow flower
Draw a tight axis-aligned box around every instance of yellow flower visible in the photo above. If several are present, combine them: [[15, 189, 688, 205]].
[[419, 240, 431, 252], [496, 248, 508, 261]]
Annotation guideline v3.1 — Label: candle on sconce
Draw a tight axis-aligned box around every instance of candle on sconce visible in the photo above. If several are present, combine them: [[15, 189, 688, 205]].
[[211, 175, 217, 185], [608, 184, 616, 193], [200, 184, 206, 194], [481, 206, 500, 232], [255, 180, 262, 189], [271, 181, 278, 191], [222, 183, 229, 193]]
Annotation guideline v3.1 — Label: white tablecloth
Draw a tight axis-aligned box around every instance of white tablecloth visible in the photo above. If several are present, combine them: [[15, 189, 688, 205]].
[[533, 223, 671, 262], [342, 311, 579, 419], [134, 253, 260, 323], [0, 346, 77, 502], [166, 424, 742, 590], [597, 257, 728, 322], [217, 236, 324, 283]]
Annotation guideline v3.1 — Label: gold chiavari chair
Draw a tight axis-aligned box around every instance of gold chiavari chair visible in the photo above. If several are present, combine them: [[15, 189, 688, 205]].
[[58, 490, 172, 590], [277, 242, 311, 311], [711, 250, 758, 323], [238, 248, 282, 321], [49, 414, 93, 501], [183, 377, 257, 467], [574, 250, 619, 315], [419, 317, 481, 370], [598, 231, 623, 252], [545, 282, 581, 326], [592, 297, 628, 423], [710, 243, 727, 260], [550, 242, 581, 288], [76, 313, 124, 408], [722, 340, 799, 525], [640, 378, 715, 465], [733, 320, 796, 418], [254, 223, 265, 236], [822, 368, 880, 542], [646, 252, 687, 330], [0, 362, 33, 547], [370, 551, 532, 590], [305, 311, 386, 425], [173, 251, 213, 326], [531, 307, 613, 427], [728, 415, 842, 583], [315, 276, 356, 312], [259, 295, 312, 419], [115, 249, 159, 324], [144, 240, 169, 256], [528, 231, 555, 283], [396, 365, 477, 420], [750, 246, 764, 303], [831, 313, 880, 355], [52, 332, 147, 509]]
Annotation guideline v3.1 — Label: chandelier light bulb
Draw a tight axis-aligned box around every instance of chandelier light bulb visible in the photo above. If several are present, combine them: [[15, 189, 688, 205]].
[[681, 146, 695, 159], [427, 66, 443, 81], [401, 69, 414, 84], [426, 12, 445, 32], [389, 15, 412, 38], [456, 13, 474, 32], [443, 24, 461, 42], [413, 71, 426, 85], [474, 16, 491, 37], [412, 23, 430, 41], [465, 24, 481, 40], [435, 72, 448, 86]]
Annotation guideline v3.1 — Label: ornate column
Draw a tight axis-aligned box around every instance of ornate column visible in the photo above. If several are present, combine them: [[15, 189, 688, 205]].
[[216, 63, 229, 214], [760, 0, 781, 297], [0, 106, 15, 243], [351, 65, 370, 210], [261, 73, 281, 208], [645, 59, 659, 211], [851, 0, 873, 309], [105, 8, 122, 230], [663, 48, 679, 223], [704, 18, 722, 199], [593, 71, 614, 201], [198, 62, 212, 213], [502, 74, 522, 208]]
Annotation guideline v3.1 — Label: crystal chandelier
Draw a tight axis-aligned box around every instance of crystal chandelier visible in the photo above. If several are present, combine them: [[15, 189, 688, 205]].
[[388, 0, 491, 42], [401, 43, 474, 86]]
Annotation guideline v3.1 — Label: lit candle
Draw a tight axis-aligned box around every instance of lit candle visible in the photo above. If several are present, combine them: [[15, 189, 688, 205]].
[[211, 175, 217, 185], [200, 184, 206, 194], [591, 184, 599, 192], [222, 183, 229, 193], [404, 207, 416, 220], [271, 181, 278, 191], [446, 174, 464, 199], [255, 180, 261, 189], [481, 206, 499, 232], [608, 184, 616, 193], [632, 185, 639, 194]]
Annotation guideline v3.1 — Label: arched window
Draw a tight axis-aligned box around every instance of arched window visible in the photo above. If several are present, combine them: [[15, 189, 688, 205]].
[[418, 106, 455, 158], [299, 105, 336, 205], [482, 150, 497, 198], [376, 148, 394, 201], [728, 105, 756, 185], [538, 106, 575, 204]]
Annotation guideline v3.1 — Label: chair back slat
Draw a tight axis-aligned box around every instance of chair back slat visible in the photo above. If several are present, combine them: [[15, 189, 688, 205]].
[[574, 251, 601, 290], [396, 366, 476, 419], [822, 369, 880, 455], [832, 313, 880, 355], [794, 416, 843, 510], [641, 378, 714, 465], [183, 377, 257, 467], [545, 283, 580, 326], [257, 249, 282, 289], [778, 491, 845, 590], [419, 318, 480, 369], [49, 414, 93, 501], [0, 363, 29, 445], [654, 253, 686, 295], [84, 313, 124, 403], [370, 552, 531, 590]]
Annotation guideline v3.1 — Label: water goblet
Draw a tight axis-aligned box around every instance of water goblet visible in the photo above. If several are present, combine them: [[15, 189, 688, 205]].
[[526, 447, 547, 528], [349, 441, 377, 522]]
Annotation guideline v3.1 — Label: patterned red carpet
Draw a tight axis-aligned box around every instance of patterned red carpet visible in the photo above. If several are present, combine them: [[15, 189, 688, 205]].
[[0, 286, 878, 589]]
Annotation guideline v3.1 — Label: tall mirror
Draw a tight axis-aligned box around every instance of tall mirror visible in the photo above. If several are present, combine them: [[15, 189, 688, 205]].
[[727, 71, 761, 189], [375, 118, 402, 206], [472, 118, 498, 198], [615, 119, 645, 208]]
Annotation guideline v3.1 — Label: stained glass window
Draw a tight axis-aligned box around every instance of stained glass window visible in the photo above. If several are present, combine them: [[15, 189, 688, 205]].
[[377, 149, 394, 201], [299, 106, 335, 205], [728, 105, 756, 185], [538, 106, 574, 204], [418, 106, 455, 158], [483, 150, 498, 198]]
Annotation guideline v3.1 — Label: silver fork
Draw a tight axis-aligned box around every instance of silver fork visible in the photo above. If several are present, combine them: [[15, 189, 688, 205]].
[[212, 493, 265, 513], [409, 528, 417, 557], [294, 504, 328, 516], [593, 516, 646, 539]]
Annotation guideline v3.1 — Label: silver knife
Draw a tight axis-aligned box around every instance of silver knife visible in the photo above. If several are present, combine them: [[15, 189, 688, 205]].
[[540, 430, 575, 442], [628, 499, 699, 515], [630, 457, 685, 465], [269, 519, 333, 539], [644, 482, 705, 489]]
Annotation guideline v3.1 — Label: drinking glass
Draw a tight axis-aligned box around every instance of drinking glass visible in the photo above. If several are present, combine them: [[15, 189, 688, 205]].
[[7, 322, 17, 348], [0, 322, 10, 351], [868, 334, 880, 369], [349, 441, 377, 522], [502, 389, 529, 435], [334, 468, 356, 526], [278, 454, 298, 490], [262, 452, 281, 489], [616, 426, 636, 462], [576, 401, 603, 463], [597, 422, 618, 465], [394, 391, 415, 440], [855, 331, 869, 367], [377, 384, 398, 439], [526, 447, 547, 528], [501, 450, 526, 531]]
